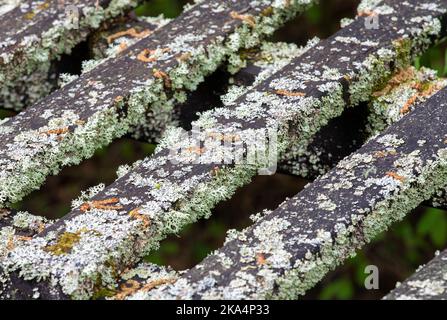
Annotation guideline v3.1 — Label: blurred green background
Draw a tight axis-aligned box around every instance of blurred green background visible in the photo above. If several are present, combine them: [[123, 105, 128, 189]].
[[4, 0, 447, 300]]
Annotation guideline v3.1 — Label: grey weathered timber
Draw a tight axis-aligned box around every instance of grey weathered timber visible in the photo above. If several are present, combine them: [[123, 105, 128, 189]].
[[0, 0, 314, 208], [1, 13, 169, 113], [384, 249, 447, 300], [1, 0, 444, 300], [134, 85, 447, 300], [278, 66, 447, 210], [110, 66, 447, 300], [0, 0, 139, 110], [134, 40, 313, 140], [0, 39, 306, 300]]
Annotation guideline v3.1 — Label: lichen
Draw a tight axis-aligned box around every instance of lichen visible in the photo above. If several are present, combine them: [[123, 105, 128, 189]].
[[0, 0, 317, 208], [2, 0, 446, 301], [0, 0, 138, 110]]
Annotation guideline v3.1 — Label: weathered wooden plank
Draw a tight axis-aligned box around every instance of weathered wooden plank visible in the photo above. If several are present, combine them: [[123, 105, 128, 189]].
[[384, 249, 447, 300], [1, 0, 444, 300], [0, 0, 314, 207], [134, 85, 447, 300], [270, 3, 447, 212], [279, 67, 447, 178], [1, 13, 169, 112], [277, 66, 447, 210], [0, 0, 139, 110]]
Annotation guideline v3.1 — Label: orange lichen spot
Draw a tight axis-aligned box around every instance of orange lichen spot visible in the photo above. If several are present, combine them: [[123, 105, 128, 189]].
[[16, 236, 32, 242], [256, 253, 267, 265], [80, 198, 123, 212], [137, 49, 156, 62], [399, 82, 443, 115], [386, 171, 405, 182], [230, 11, 256, 28], [38, 222, 45, 233], [412, 82, 443, 98], [6, 236, 14, 251], [41, 127, 69, 135], [141, 278, 176, 292], [129, 208, 151, 228], [106, 28, 152, 44], [184, 146, 206, 155], [113, 278, 175, 300], [400, 94, 418, 115], [358, 9, 377, 17], [176, 52, 192, 63], [374, 150, 397, 158], [374, 151, 387, 158], [210, 166, 220, 177], [112, 280, 141, 300], [274, 89, 306, 97], [373, 68, 416, 97], [117, 42, 128, 53], [153, 69, 172, 88], [114, 95, 124, 103], [137, 48, 170, 63]]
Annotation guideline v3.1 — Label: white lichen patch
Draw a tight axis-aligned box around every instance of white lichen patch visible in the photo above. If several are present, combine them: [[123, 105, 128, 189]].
[[0, 210, 52, 261]]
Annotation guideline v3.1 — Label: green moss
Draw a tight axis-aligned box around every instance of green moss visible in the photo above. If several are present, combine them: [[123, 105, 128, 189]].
[[394, 38, 413, 70], [91, 287, 118, 300], [44, 232, 82, 255], [261, 7, 274, 17]]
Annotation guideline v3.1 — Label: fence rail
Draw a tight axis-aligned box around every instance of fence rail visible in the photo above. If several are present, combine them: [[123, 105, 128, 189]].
[[0, 0, 447, 300]]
